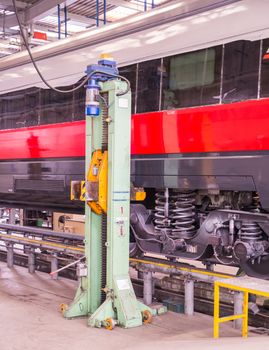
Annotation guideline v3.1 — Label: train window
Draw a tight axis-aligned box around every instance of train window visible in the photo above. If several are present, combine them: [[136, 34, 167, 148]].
[[136, 59, 161, 113], [162, 46, 222, 109], [24, 88, 40, 127], [0, 90, 29, 129], [74, 77, 86, 121], [222, 40, 260, 103], [0, 94, 9, 129], [119, 64, 137, 113], [0, 88, 40, 130], [171, 50, 215, 89], [0, 96, 3, 121], [0, 94, 7, 129], [40, 86, 73, 125], [7, 91, 25, 129], [260, 39, 269, 97]]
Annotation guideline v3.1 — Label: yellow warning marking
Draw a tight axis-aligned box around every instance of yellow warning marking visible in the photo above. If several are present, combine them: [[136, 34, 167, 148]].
[[0, 233, 84, 253], [80, 181, 86, 201]]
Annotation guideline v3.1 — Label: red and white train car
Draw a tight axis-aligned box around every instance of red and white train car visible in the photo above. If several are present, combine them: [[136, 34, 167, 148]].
[[1, 0, 269, 277]]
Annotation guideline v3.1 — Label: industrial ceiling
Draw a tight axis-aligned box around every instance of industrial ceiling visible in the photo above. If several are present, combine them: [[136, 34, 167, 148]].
[[0, 0, 171, 57]]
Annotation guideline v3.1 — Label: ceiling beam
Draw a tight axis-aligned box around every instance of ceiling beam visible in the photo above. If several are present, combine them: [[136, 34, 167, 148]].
[[60, 10, 96, 26], [25, 0, 68, 22], [0, 0, 146, 31], [24, 0, 78, 22], [0, 0, 26, 8], [0, 0, 68, 28]]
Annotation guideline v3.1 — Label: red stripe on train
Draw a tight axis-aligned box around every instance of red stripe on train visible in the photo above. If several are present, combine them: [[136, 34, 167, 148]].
[[1, 98, 269, 160]]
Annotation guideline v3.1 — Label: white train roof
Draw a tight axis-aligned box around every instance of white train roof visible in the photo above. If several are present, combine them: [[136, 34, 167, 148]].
[[0, 0, 268, 94]]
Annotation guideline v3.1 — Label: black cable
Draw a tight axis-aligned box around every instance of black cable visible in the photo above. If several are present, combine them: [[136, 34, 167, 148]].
[[12, 0, 130, 95], [97, 72, 130, 96], [12, 0, 88, 93]]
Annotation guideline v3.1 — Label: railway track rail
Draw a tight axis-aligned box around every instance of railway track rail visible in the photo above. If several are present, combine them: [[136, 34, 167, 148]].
[[0, 249, 269, 331]]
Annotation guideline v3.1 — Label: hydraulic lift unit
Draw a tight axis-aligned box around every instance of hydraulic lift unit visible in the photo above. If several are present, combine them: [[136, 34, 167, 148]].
[[64, 57, 153, 329]]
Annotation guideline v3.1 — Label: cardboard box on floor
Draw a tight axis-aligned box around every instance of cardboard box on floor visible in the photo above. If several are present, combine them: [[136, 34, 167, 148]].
[[53, 212, 85, 236]]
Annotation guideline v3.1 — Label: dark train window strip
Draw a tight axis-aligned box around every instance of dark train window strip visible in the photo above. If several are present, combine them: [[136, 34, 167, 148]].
[[0, 38, 266, 130]]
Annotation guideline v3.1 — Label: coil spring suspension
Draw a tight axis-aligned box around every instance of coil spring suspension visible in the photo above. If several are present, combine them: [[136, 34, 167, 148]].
[[252, 192, 261, 212], [154, 188, 172, 233], [171, 191, 196, 239], [240, 222, 263, 243], [154, 189, 196, 239]]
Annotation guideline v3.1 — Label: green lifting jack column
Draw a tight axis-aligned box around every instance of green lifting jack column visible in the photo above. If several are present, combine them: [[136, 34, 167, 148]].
[[64, 58, 153, 329]]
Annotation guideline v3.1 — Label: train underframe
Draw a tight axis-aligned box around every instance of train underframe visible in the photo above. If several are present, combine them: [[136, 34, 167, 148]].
[[130, 189, 269, 279], [1, 153, 269, 279], [130, 152, 269, 280]]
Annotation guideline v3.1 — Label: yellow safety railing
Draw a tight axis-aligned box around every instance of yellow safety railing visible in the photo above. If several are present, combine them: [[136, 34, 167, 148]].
[[214, 281, 249, 338], [213, 278, 269, 338]]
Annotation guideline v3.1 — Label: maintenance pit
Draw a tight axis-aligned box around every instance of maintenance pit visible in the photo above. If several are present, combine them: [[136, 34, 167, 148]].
[[1, 261, 267, 350]]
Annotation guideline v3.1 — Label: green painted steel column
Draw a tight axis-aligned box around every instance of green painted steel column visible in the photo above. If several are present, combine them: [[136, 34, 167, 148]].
[[64, 87, 104, 318], [88, 79, 153, 328], [106, 80, 143, 327], [64, 73, 153, 327], [87, 113, 103, 313]]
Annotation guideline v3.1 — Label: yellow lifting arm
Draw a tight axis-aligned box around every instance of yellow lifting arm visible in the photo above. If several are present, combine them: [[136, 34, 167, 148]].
[[86, 149, 108, 214], [70, 150, 145, 214]]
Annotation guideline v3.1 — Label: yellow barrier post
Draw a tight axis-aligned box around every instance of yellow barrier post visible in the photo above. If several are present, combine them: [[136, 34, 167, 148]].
[[242, 291, 249, 337], [213, 283, 220, 338]]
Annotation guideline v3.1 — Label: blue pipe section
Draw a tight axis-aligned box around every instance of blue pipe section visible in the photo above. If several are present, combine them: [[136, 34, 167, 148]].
[[64, 4, 68, 37], [57, 4, 61, 39], [144, 0, 147, 11], [103, 0, 106, 25], [96, 0, 99, 27]]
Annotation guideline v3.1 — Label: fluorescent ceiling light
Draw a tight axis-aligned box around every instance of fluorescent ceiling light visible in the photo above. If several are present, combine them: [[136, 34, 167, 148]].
[[0, 9, 14, 15], [129, 0, 168, 10], [104, 6, 139, 21], [0, 50, 13, 55], [62, 20, 88, 33], [39, 15, 59, 26], [0, 42, 11, 48]]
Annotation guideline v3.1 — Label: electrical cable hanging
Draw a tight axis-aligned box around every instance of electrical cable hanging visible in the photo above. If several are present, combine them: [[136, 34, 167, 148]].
[[11, 0, 130, 96]]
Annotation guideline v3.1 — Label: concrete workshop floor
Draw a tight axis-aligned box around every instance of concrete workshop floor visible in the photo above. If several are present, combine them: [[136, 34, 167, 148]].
[[0, 262, 268, 350]]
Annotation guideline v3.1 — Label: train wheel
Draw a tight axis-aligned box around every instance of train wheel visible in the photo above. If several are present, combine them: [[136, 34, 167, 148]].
[[129, 225, 143, 258], [142, 310, 152, 324], [239, 255, 269, 280], [129, 242, 143, 258]]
